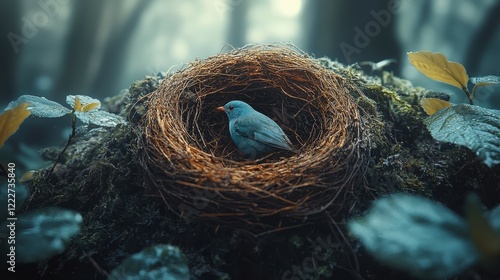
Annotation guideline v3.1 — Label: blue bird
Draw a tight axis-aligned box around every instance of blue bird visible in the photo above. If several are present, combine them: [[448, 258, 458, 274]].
[[217, 100, 296, 159]]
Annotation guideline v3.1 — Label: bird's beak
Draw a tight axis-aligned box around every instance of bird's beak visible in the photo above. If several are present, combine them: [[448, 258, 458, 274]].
[[216, 106, 225, 112]]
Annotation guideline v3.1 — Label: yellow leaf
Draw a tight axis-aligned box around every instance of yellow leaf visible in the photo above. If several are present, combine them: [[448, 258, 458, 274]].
[[74, 97, 99, 112], [420, 98, 452, 115], [20, 170, 36, 182], [74, 97, 83, 111], [408, 51, 468, 90], [0, 102, 31, 149], [81, 102, 100, 112], [465, 194, 500, 262]]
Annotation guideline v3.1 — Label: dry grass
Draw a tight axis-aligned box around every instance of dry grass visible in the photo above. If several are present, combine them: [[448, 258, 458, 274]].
[[141, 44, 369, 233]]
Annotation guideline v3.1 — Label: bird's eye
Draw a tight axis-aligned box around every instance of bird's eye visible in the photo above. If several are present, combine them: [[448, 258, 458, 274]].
[[229, 106, 234, 110]]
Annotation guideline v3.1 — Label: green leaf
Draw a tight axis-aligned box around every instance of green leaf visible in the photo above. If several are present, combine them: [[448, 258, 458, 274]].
[[76, 110, 127, 127], [470, 75, 500, 86], [1, 207, 82, 263], [348, 194, 477, 280], [424, 104, 500, 167], [108, 244, 190, 280], [5, 95, 71, 118], [490, 205, 500, 232], [470, 75, 500, 99]]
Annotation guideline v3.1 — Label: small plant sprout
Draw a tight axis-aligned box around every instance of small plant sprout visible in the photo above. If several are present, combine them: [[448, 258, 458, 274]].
[[408, 51, 500, 105], [6, 94, 127, 127], [408, 51, 500, 168], [470, 75, 500, 100], [4, 94, 127, 179], [359, 58, 397, 73]]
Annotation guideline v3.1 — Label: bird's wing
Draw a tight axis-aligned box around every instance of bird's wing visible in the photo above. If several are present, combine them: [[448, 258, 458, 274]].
[[234, 114, 295, 152]]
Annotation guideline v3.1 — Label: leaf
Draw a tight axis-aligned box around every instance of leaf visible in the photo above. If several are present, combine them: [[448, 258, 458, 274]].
[[66, 95, 101, 111], [420, 98, 452, 115], [75, 110, 127, 127], [424, 104, 500, 167], [359, 58, 397, 72], [348, 194, 477, 280], [73, 96, 100, 112], [0, 102, 31, 149], [108, 244, 190, 280], [490, 205, 500, 232], [5, 95, 71, 118], [470, 75, 500, 99], [82, 102, 100, 112], [0, 207, 82, 263], [20, 170, 37, 182], [408, 51, 468, 90], [465, 193, 500, 261], [67, 95, 125, 127], [470, 75, 500, 86]]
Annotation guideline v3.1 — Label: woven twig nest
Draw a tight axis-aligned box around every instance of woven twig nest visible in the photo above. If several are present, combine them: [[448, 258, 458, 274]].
[[142, 45, 369, 232]]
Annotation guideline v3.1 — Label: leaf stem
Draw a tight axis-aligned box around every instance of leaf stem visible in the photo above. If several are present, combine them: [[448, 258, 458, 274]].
[[463, 87, 473, 105], [470, 85, 478, 101], [45, 110, 77, 181]]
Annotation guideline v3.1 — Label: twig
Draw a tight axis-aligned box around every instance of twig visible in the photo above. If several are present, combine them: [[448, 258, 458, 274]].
[[326, 212, 360, 275], [80, 251, 109, 277]]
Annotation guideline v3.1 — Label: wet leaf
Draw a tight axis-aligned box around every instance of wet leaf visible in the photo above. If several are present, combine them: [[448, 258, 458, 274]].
[[0, 103, 31, 148], [408, 51, 468, 90], [68, 95, 125, 127], [75, 110, 126, 127], [420, 98, 452, 115], [424, 104, 500, 167], [1, 207, 82, 263], [470, 75, 500, 86], [349, 194, 477, 279], [108, 244, 190, 280], [5, 95, 71, 118], [470, 75, 500, 99]]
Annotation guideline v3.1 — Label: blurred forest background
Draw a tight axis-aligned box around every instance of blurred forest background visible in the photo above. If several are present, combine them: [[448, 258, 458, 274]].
[[1, 0, 500, 171]]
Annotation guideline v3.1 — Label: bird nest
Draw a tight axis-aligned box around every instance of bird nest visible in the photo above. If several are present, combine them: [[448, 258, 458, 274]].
[[141, 45, 370, 233]]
